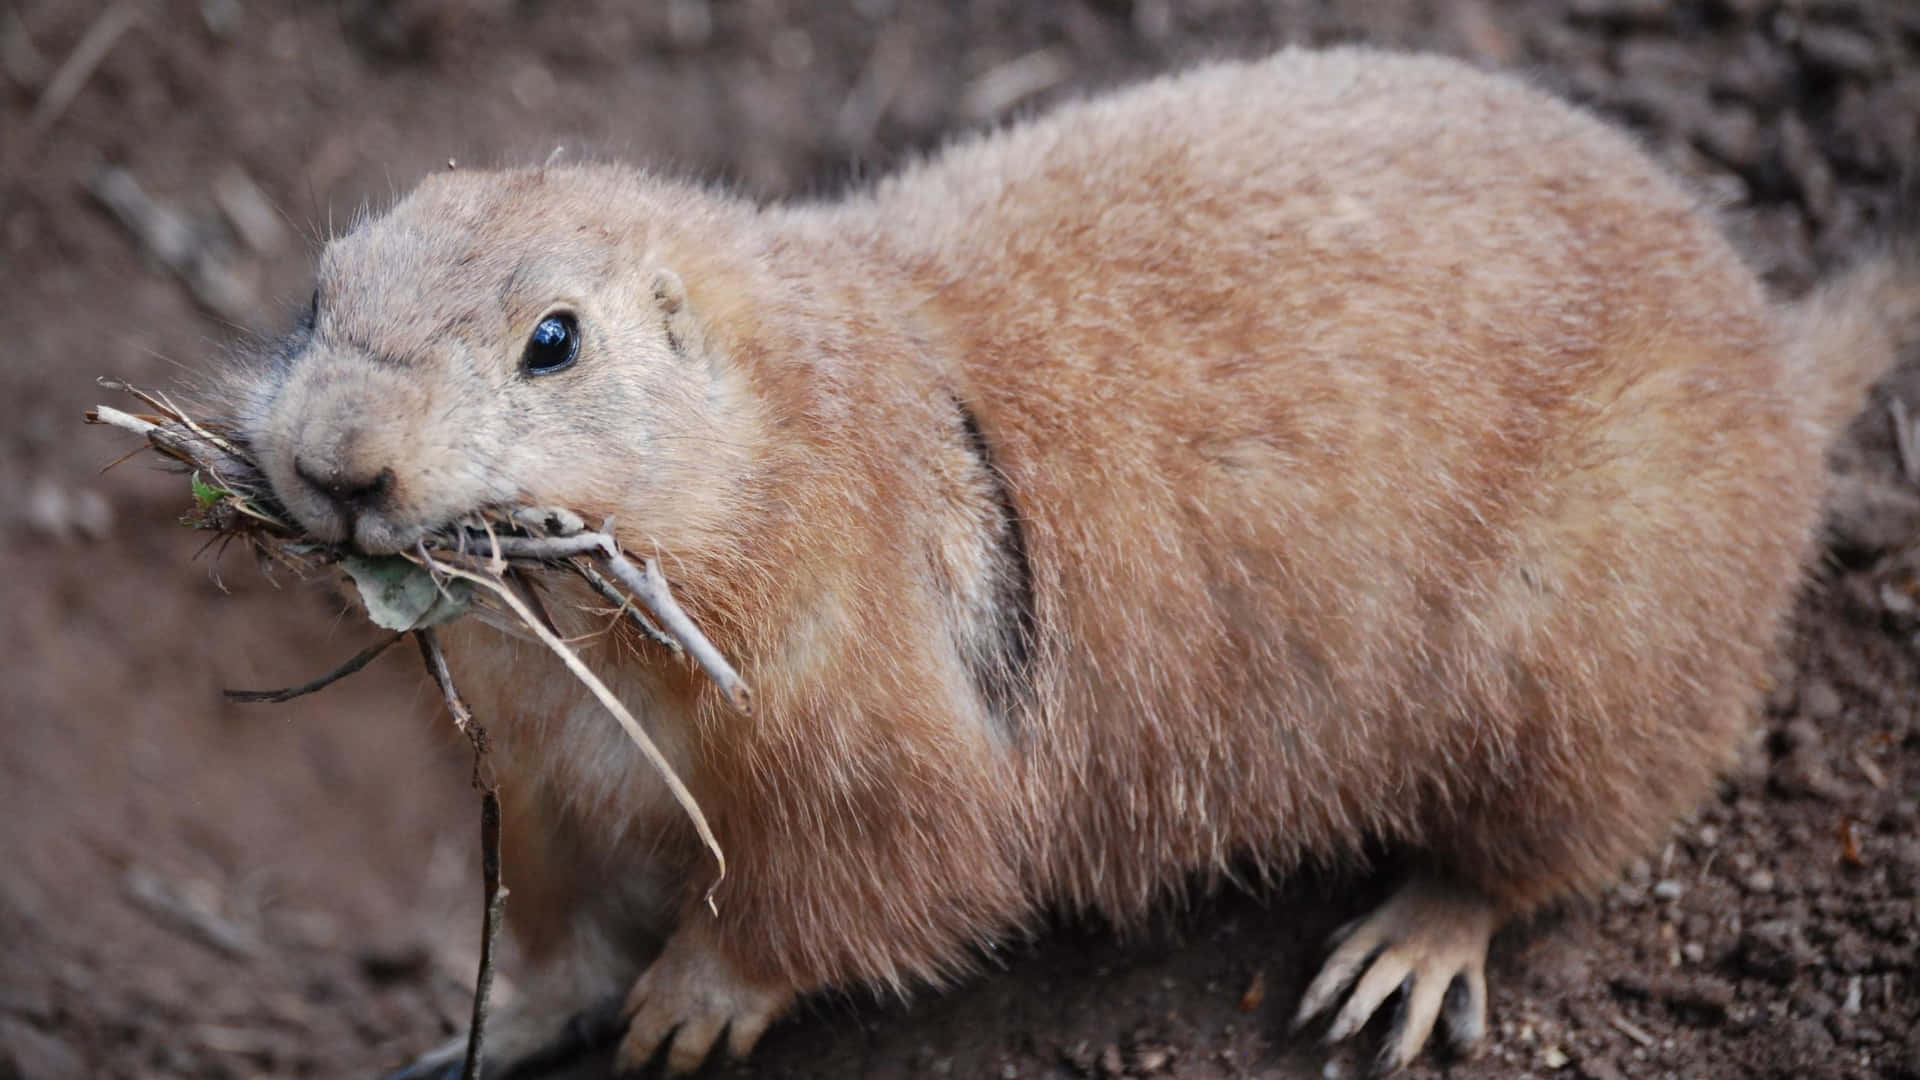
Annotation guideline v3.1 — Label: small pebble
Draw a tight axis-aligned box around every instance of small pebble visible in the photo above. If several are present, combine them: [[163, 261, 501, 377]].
[[1131, 1044, 1172, 1073], [1799, 680, 1842, 722]]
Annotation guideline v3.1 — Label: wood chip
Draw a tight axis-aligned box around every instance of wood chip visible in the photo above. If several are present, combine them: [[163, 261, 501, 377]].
[[1608, 1013, 1657, 1048]]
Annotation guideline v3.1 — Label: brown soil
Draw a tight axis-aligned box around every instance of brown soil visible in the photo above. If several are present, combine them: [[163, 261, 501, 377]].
[[2, 2, 1916, 1078]]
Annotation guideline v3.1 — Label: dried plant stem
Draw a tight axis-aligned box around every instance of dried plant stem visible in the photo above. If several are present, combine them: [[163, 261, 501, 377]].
[[30, 1, 137, 135], [426, 556, 728, 914], [597, 552, 753, 716], [473, 531, 750, 714], [1892, 396, 1918, 486], [87, 402, 160, 438], [416, 629, 504, 1080], [93, 387, 253, 476], [224, 632, 405, 703], [478, 533, 607, 560], [574, 562, 681, 654], [465, 790, 505, 1080]]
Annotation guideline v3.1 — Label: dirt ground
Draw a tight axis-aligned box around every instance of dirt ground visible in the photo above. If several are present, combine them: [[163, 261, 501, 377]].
[[1, 1, 1916, 1078]]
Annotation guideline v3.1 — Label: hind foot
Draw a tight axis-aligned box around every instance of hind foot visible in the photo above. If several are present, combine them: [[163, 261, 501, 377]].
[[1292, 874, 1495, 1072], [615, 918, 794, 1076]]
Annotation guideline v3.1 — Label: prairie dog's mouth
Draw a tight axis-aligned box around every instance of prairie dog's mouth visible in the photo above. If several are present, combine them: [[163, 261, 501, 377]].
[[346, 506, 593, 560], [343, 516, 433, 557]]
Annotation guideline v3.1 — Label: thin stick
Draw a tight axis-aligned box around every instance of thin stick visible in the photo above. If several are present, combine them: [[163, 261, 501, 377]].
[[1608, 1013, 1657, 1049], [1892, 396, 1918, 486], [460, 530, 749, 713], [86, 402, 160, 437], [465, 789, 504, 1080], [29, 0, 137, 134], [425, 556, 728, 914], [574, 561, 681, 654], [415, 630, 504, 1080], [88, 402, 274, 518], [598, 551, 753, 716], [468, 533, 607, 560], [224, 632, 405, 703], [112, 380, 252, 463]]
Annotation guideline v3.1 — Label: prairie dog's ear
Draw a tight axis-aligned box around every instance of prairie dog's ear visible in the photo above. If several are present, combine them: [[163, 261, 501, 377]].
[[650, 268, 702, 358]]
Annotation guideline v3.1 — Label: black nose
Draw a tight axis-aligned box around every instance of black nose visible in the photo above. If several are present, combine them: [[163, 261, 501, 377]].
[[294, 456, 395, 519]]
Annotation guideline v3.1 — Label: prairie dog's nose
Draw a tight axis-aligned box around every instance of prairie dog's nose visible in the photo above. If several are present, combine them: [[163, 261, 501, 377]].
[[293, 453, 395, 518]]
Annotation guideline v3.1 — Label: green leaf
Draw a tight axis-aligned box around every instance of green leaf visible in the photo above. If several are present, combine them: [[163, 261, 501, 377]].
[[341, 555, 472, 631], [190, 472, 230, 510]]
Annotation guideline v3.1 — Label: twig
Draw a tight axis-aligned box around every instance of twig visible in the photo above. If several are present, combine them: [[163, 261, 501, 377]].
[[88, 399, 267, 505], [415, 629, 479, 743], [465, 788, 505, 1080], [1891, 396, 1918, 486], [466, 532, 606, 560], [595, 550, 752, 716], [463, 528, 749, 712], [86, 401, 159, 437], [144, 384, 251, 463], [1609, 1013, 1657, 1049], [574, 561, 681, 654], [223, 632, 404, 703], [124, 864, 260, 960], [425, 555, 728, 914], [29, 0, 137, 135], [84, 167, 259, 326], [415, 630, 504, 1080]]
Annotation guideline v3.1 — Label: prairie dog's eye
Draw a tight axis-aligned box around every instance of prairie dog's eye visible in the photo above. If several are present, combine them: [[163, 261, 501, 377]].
[[522, 312, 580, 376]]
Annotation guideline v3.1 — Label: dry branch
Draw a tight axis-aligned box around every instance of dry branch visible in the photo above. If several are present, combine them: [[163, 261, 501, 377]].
[[575, 561, 681, 654], [224, 632, 405, 704], [29, 0, 136, 135], [417, 629, 504, 1080], [425, 554, 728, 914], [462, 528, 750, 714]]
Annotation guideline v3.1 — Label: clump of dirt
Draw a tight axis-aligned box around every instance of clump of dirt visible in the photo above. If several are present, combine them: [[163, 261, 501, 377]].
[[1, 2, 1914, 1079]]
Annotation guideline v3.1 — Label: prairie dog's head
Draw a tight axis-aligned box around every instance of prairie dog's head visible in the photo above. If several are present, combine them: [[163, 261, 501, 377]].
[[233, 166, 756, 555]]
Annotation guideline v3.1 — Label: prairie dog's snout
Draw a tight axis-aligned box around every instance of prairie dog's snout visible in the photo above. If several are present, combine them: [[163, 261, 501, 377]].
[[256, 354, 440, 553]]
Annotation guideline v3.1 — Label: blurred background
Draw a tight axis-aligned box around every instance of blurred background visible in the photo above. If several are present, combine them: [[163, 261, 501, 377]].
[[1, 2, 1916, 1077]]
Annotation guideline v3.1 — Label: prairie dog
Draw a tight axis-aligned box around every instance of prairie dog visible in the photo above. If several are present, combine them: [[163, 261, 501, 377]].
[[225, 48, 1914, 1075]]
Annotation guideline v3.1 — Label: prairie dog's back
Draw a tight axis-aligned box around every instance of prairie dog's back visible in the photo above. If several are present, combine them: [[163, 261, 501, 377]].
[[836, 50, 1818, 918]]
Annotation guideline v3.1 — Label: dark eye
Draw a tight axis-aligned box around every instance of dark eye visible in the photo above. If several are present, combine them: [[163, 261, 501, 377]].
[[522, 312, 580, 376]]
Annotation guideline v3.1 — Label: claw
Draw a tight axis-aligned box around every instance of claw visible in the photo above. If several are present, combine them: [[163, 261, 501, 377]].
[[1293, 875, 1496, 1071], [615, 924, 793, 1076]]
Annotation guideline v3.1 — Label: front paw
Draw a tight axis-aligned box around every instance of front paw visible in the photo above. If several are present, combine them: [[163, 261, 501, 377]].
[[1292, 874, 1495, 1072], [616, 922, 795, 1076]]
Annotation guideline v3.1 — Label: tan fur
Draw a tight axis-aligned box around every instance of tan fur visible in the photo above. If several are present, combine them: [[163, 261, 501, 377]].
[[225, 48, 1910, 1071]]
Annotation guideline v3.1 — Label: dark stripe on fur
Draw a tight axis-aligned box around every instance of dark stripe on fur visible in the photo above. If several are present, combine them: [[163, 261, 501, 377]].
[[952, 396, 1037, 735]]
